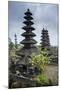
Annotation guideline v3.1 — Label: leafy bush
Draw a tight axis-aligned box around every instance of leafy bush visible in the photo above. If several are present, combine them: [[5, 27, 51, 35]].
[[31, 48, 53, 86], [31, 48, 49, 73], [9, 41, 17, 61], [9, 48, 17, 61]]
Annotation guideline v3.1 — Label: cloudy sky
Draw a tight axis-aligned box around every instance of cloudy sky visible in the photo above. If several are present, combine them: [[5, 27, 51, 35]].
[[8, 1, 59, 46]]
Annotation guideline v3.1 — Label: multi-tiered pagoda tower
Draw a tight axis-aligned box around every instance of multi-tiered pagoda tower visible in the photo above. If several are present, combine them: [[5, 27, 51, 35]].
[[41, 28, 50, 50], [16, 9, 38, 77], [20, 9, 38, 55]]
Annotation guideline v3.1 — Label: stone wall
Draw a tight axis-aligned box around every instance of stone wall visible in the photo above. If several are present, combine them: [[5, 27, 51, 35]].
[[44, 64, 58, 85]]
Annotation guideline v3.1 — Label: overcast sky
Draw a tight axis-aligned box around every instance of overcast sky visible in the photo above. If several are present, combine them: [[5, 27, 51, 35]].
[[8, 1, 59, 46]]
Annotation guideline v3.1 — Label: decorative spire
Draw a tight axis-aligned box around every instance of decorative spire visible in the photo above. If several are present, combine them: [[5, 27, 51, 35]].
[[27, 8, 29, 11], [24, 9, 32, 16], [15, 34, 17, 49]]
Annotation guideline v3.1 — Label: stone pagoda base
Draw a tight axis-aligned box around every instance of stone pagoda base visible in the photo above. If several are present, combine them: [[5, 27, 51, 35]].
[[19, 46, 39, 56]]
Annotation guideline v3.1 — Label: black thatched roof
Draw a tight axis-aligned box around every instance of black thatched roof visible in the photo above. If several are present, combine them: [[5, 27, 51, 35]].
[[20, 39, 37, 44], [21, 32, 36, 37], [22, 26, 35, 31]]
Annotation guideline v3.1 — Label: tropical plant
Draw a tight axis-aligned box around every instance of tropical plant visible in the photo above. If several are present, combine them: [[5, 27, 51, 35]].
[[31, 48, 49, 73]]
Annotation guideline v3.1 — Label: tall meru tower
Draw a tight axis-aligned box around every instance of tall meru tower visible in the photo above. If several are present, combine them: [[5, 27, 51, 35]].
[[41, 28, 50, 50], [20, 9, 38, 55]]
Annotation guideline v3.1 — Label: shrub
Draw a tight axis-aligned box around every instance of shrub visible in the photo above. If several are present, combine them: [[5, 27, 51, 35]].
[[31, 48, 52, 86], [31, 48, 49, 73]]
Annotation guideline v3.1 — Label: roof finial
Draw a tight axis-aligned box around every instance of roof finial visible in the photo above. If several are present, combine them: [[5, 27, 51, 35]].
[[27, 8, 30, 12], [15, 33, 17, 49], [43, 25, 44, 30], [15, 33, 16, 37]]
